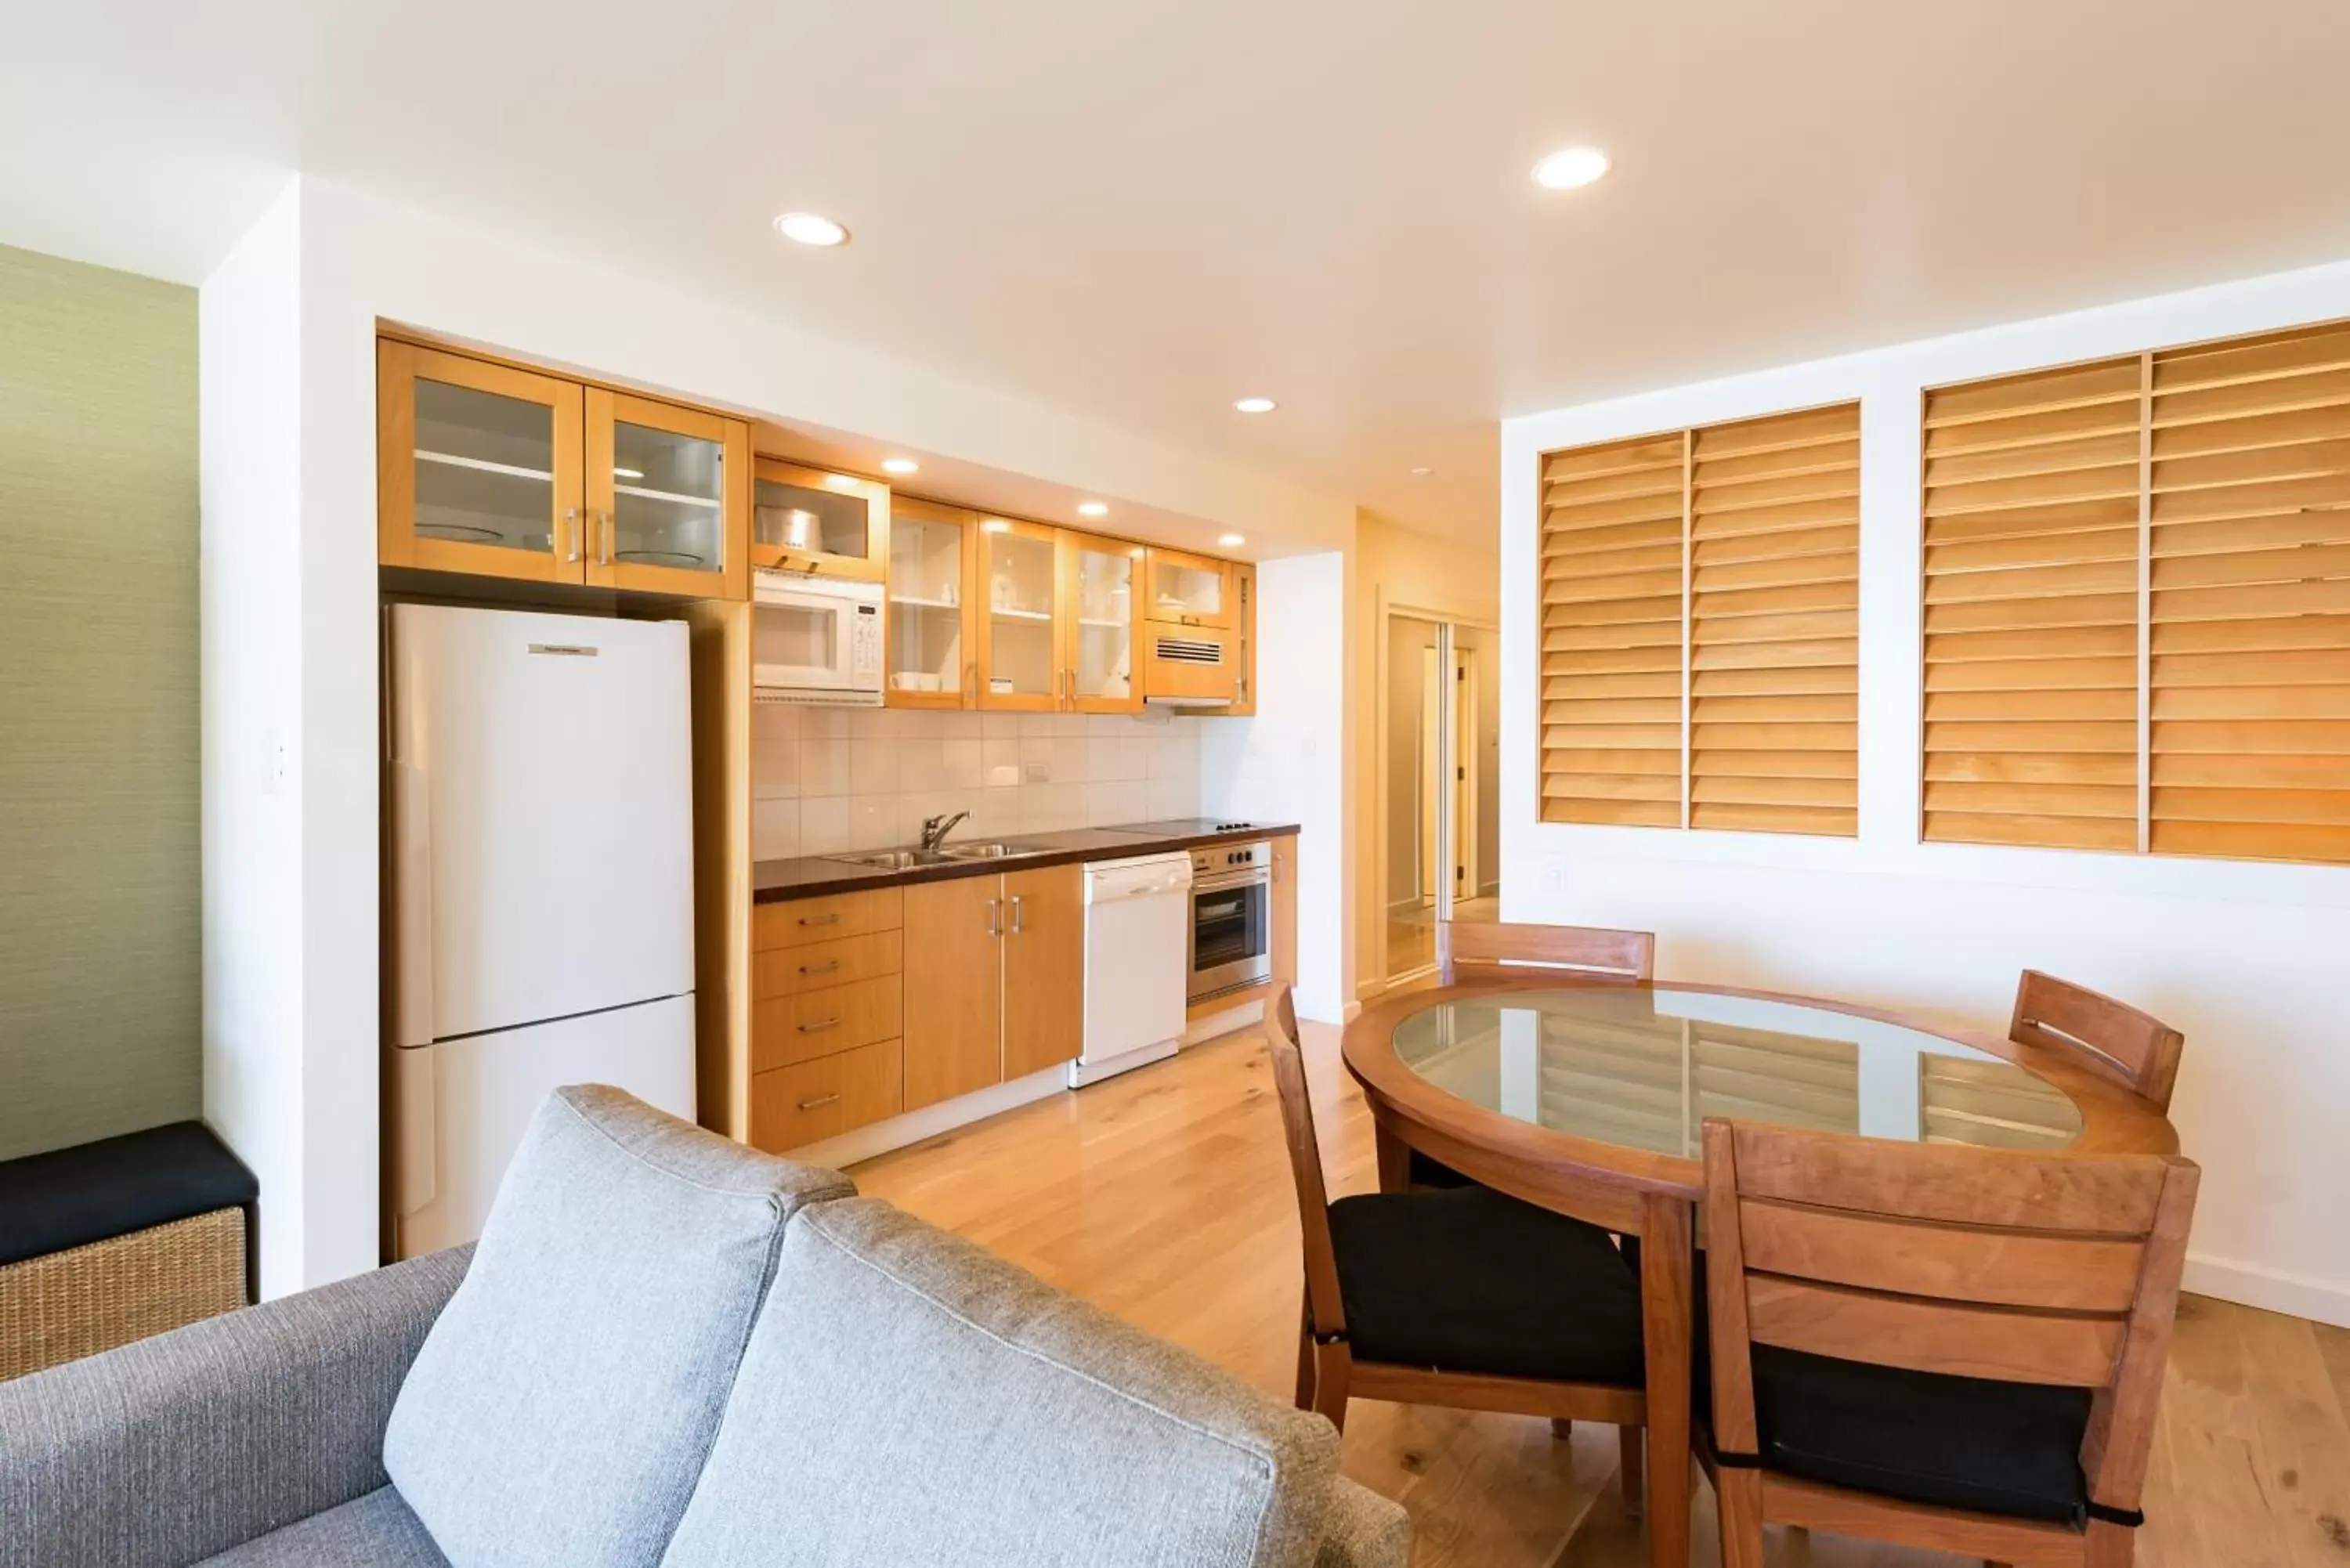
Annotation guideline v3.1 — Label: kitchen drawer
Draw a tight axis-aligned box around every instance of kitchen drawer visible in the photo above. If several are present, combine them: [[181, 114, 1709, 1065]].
[[752, 975, 903, 1072], [753, 930, 903, 999], [750, 1039, 903, 1153], [753, 887, 903, 950]]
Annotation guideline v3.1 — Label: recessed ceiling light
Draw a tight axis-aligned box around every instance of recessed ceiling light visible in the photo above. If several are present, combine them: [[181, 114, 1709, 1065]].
[[1408, 466, 1434, 477], [1532, 146, 1610, 190], [1218, 533, 1246, 547], [881, 457, 919, 475], [1233, 396, 1277, 414], [980, 518, 1012, 534], [1077, 501, 1109, 518], [773, 211, 849, 247]]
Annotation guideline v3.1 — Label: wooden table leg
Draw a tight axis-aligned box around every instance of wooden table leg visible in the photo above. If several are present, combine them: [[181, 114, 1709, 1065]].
[[1638, 1192, 1694, 1568], [1373, 1118, 1410, 1194]]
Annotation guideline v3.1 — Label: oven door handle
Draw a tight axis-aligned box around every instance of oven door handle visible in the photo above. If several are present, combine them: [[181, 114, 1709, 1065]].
[[1191, 869, 1271, 894]]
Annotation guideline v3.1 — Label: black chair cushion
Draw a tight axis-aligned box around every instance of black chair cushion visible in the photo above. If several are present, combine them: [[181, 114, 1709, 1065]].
[[0, 1122, 257, 1266], [1744, 1346, 2092, 1524], [1325, 1184, 1645, 1387], [1405, 1150, 1478, 1188]]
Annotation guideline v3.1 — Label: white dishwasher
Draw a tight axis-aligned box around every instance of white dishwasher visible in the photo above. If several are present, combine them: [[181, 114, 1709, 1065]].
[[1071, 852, 1195, 1088]]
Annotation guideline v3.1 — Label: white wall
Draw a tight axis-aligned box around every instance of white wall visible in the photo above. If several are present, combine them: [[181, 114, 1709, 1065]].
[[1502, 255, 2350, 1328], [1201, 551, 1354, 1022], [201, 175, 1357, 1292], [198, 185, 316, 1299]]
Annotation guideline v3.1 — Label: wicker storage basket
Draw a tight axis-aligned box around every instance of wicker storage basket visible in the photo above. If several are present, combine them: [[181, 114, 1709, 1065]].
[[0, 1206, 248, 1381]]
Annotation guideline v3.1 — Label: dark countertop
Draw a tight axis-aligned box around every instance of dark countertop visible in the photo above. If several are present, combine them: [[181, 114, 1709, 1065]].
[[753, 818, 1299, 902]]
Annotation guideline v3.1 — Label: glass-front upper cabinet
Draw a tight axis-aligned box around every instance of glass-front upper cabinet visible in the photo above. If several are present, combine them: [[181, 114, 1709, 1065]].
[[585, 390, 748, 599], [1144, 547, 1235, 629], [378, 341, 586, 584], [751, 459, 888, 580], [1062, 531, 1144, 714], [977, 518, 1061, 710], [887, 496, 977, 708]]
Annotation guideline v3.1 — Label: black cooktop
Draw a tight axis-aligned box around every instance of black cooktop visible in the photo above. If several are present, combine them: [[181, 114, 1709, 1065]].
[[1118, 818, 1267, 836]]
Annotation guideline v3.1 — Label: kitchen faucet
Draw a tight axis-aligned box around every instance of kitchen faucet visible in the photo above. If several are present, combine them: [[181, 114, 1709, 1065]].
[[920, 810, 972, 853]]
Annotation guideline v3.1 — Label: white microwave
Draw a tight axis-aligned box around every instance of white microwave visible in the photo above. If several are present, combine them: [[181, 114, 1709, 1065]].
[[753, 571, 884, 705]]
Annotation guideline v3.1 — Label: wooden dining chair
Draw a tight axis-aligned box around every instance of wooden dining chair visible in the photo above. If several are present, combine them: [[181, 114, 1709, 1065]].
[[1263, 986, 1650, 1506], [1697, 1117, 2200, 1568], [1413, 920, 1657, 1191], [2010, 970, 2186, 1112]]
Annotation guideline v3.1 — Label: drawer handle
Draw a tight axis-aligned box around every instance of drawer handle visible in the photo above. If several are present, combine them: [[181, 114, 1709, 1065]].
[[800, 912, 842, 927], [798, 1017, 842, 1033], [800, 959, 841, 976], [796, 1093, 841, 1111]]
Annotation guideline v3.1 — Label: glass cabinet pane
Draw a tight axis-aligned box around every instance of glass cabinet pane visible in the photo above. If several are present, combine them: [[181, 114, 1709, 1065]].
[[756, 475, 873, 562], [1072, 541, 1137, 702], [412, 378, 557, 555], [889, 509, 966, 696], [1152, 556, 1225, 622], [983, 526, 1058, 699], [609, 421, 725, 572]]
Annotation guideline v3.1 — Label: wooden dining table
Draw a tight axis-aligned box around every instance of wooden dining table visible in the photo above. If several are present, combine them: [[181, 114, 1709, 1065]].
[[1340, 974, 2180, 1568]]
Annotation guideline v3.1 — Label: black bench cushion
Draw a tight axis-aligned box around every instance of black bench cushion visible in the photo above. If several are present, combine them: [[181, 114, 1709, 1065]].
[[1744, 1346, 2092, 1524], [1325, 1184, 1645, 1387], [0, 1121, 257, 1266]]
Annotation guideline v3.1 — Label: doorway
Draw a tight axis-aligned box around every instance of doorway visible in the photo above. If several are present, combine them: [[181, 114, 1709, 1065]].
[[1380, 609, 1499, 987]]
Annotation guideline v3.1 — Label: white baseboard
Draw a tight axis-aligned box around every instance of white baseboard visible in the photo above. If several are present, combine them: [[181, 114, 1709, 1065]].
[[786, 1065, 1067, 1172], [2182, 1252, 2350, 1329], [1343, 1000, 1362, 1023]]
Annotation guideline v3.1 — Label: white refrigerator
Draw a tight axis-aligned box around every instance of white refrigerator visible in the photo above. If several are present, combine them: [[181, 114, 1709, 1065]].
[[385, 604, 696, 1259]]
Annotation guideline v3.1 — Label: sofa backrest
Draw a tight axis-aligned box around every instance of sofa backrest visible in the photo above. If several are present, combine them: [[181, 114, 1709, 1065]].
[[656, 1197, 1342, 1568], [382, 1084, 854, 1568]]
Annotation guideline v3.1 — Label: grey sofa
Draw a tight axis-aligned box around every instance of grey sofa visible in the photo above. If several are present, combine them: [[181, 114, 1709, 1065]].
[[0, 1086, 1409, 1568]]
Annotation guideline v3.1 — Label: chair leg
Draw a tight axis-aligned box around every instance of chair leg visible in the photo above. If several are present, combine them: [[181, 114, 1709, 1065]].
[[2082, 1526, 2137, 1568], [1716, 1466, 1766, 1568], [1310, 1341, 1352, 1433], [1293, 1300, 1316, 1411], [1617, 1425, 1644, 1516], [1549, 1418, 1573, 1440]]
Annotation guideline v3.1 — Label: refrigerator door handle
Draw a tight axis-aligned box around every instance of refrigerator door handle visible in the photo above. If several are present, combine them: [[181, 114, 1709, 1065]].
[[391, 1041, 437, 1218], [393, 761, 436, 1050]]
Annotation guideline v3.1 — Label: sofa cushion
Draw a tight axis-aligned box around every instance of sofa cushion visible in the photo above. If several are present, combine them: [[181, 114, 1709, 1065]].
[[659, 1198, 1343, 1568], [197, 1487, 448, 1567], [382, 1086, 853, 1568]]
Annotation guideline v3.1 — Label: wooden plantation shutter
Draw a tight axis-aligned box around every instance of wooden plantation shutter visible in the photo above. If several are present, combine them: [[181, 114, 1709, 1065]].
[[1920, 359, 2145, 851], [1538, 432, 1687, 826], [2148, 325, 2350, 864], [1689, 406, 1860, 833], [1537, 406, 1860, 837]]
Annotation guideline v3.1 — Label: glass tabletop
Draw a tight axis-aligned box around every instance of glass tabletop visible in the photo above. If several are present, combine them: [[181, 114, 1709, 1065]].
[[1391, 985, 2084, 1158]]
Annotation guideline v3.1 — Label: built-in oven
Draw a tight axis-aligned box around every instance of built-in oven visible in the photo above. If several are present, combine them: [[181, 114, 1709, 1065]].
[[752, 569, 884, 705], [1188, 840, 1272, 1003]]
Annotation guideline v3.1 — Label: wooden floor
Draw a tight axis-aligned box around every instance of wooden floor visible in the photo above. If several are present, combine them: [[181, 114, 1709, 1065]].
[[852, 1018, 2350, 1568]]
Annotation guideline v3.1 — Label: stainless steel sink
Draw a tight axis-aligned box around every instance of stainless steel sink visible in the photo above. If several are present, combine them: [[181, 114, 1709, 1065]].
[[828, 848, 956, 870], [938, 841, 1033, 859]]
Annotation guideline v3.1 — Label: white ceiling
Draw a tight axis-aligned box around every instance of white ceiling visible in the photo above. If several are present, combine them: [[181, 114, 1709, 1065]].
[[9, 2, 2350, 544]]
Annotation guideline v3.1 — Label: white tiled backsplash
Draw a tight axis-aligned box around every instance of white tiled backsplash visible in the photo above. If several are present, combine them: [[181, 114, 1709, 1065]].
[[752, 706, 1204, 861]]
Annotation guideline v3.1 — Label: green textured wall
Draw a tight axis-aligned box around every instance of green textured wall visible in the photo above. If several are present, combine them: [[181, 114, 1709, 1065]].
[[0, 244, 198, 1161]]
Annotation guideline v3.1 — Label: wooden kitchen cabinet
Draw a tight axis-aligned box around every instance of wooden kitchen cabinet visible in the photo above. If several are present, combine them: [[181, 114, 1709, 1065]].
[[378, 341, 586, 585], [1227, 563, 1257, 715], [752, 457, 888, 580], [885, 496, 979, 708], [750, 1039, 902, 1152], [1060, 532, 1144, 715], [1270, 835, 1297, 987], [903, 865, 1085, 1109], [748, 886, 906, 1154], [975, 518, 1064, 711], [1144, 547, 1235, 630], [1001, 865, 1085, 1079], [378, 336, 750, 599], [903, 876, 1006, 1110]]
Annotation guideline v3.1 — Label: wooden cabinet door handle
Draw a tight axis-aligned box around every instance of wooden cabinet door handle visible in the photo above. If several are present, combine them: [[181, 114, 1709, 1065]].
[[799, 959, 841, 976], [800, 912, 841, 927], [562, 506, 581, 563], [985, 898, 1002, 938], [1009, 894, 1025, 935], [796, 1093, 841, 1111], [797, 1017, 842, 1033]]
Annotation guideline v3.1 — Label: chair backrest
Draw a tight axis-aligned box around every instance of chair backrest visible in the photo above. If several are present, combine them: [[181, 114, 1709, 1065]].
[[2010, 970, 2186, 1111], [1262, 985, 1347, 1342], [1439, 919, 1655, 985], [1700, 1118, 2198, 1519]]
